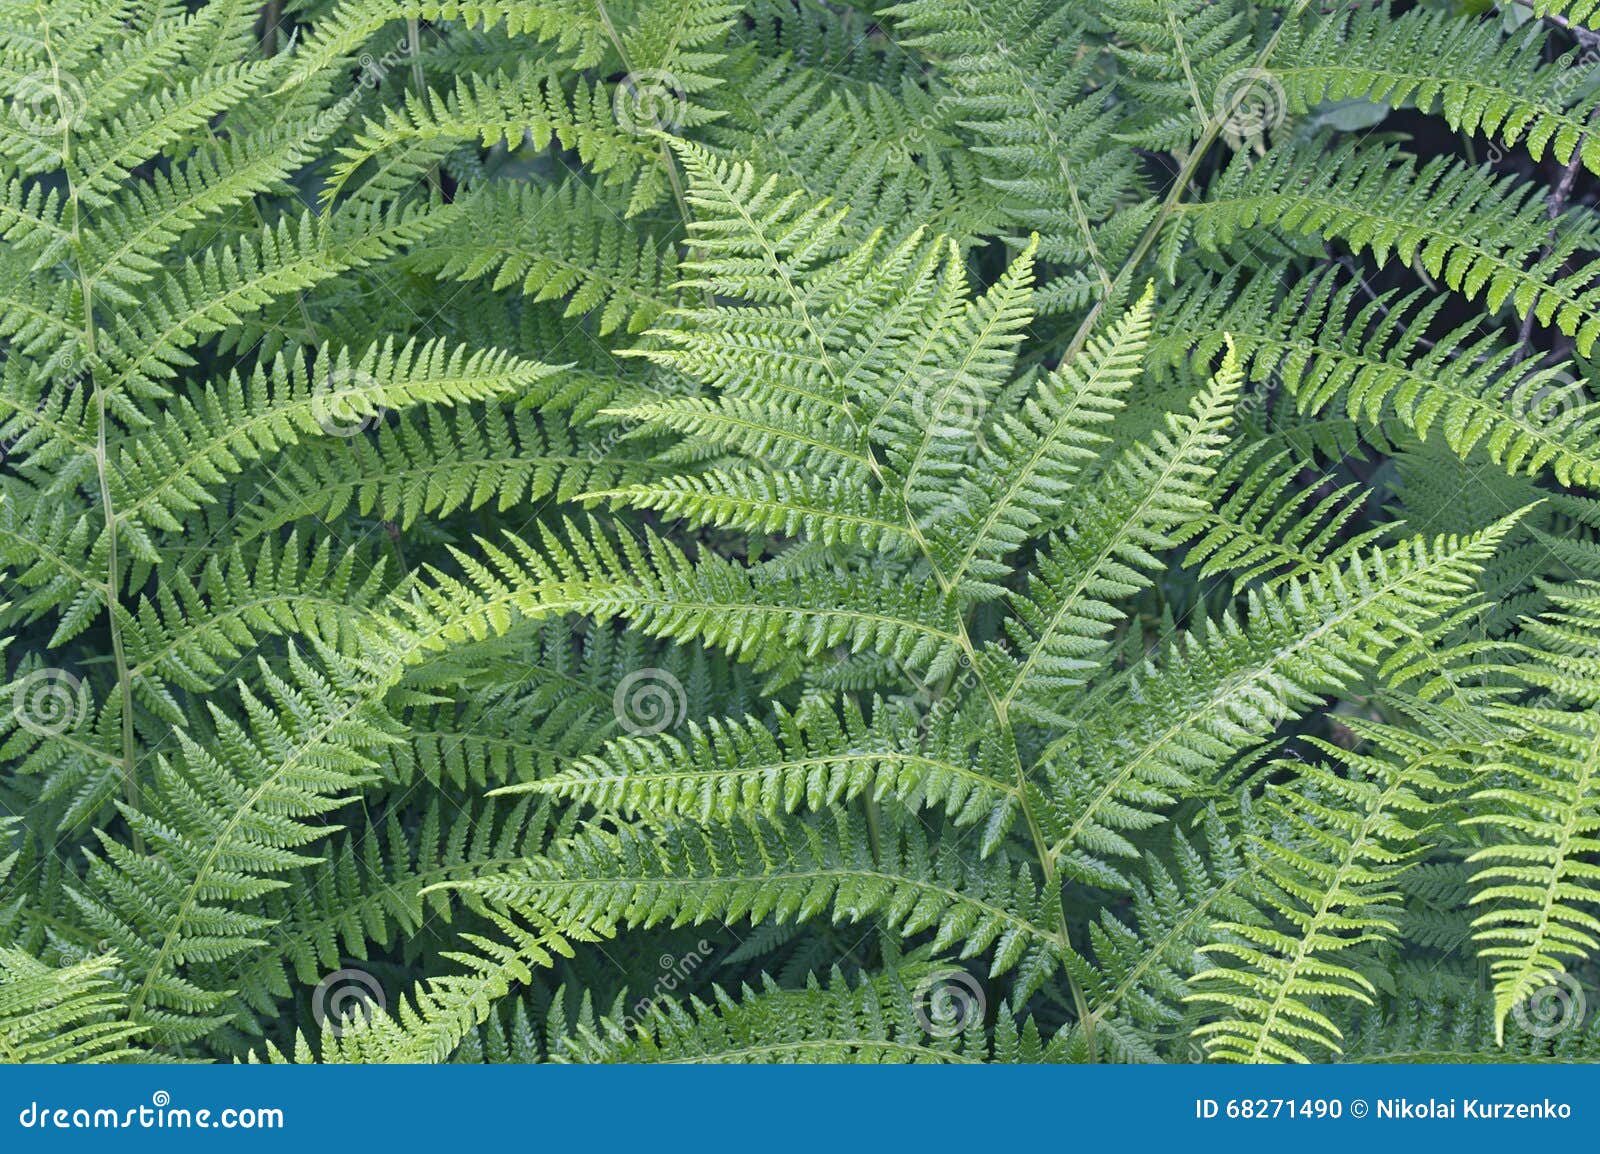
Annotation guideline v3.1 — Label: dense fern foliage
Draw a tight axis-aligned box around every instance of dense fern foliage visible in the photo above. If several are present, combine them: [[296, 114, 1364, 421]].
[[4, 0, 1600, 1065]]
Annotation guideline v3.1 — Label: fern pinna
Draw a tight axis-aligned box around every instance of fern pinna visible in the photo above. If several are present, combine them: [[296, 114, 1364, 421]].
[[3, 0, 1600, 1066]]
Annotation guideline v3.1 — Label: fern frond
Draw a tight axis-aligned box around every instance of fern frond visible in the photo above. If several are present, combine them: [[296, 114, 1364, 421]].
[[1189, 724, 1467, 1063], [1184, 440, 1386, 591], [445, 810, 1071, 992], [413, 180, 679, 335], [1275, 6, 1600, 174], [998, 344, 1242, 724], [1466, 698, 1600, 1042], [1073, 813, 1260, 1063], [509, 695, 1015, 829], [883, 0, 1146, 308], [71, 646, 399, 1045], [219, 796, 567, 1038], [261, 910, 584, 1064], [1039, 515, 1520, 888], [932, 286, 1154, 589], [0, 948, 144, 1064], [238, 405, 655, 537], [397, 521, 968, 679], [1190, 140, 1600, 352], [1162, 268, 1600, 485], [558, 966, 1050, 1063]]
